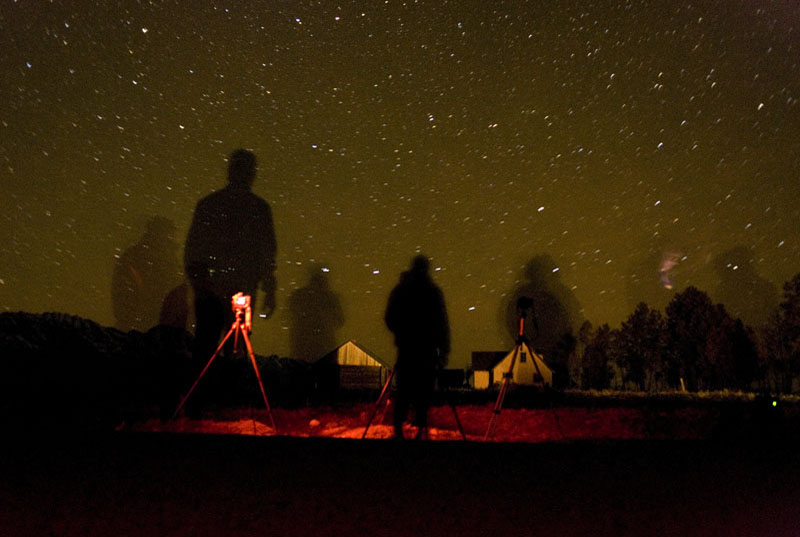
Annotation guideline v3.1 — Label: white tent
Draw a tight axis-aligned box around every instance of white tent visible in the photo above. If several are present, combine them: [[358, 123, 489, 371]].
[[490, 342, 552, 388]]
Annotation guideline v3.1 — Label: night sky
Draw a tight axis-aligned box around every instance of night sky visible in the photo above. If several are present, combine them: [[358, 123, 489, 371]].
[[2, 1, 798, 368]]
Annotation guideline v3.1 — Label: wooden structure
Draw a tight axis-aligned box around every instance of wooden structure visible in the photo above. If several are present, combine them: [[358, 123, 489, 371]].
[[315, 340, 391, 391], [471, 345, 552, 389]]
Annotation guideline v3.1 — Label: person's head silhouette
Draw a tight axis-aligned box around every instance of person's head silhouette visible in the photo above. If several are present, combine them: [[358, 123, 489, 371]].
[[227, 149, 257, 187], [410, 254, 430, 275], [142, 215, 176, 251]]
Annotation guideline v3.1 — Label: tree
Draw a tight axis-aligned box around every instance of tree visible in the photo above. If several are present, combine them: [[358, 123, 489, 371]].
[[548, 332, 577, 389], [760, 273, 800, 393], [614, 302, 668, 391], [666, 286, 761, 391], [665, 287, 720, 390], [779, 273, 800, 381], [581, 323, 614, 390], [705, 316, 759, 390]]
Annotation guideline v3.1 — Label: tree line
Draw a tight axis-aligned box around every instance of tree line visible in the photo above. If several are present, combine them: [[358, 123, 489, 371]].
[[554, 272, 800, 394]]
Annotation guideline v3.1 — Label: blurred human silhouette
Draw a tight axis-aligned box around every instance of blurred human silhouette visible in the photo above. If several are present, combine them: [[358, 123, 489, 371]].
[[713, 246, 779, 329], [288, 266, 345, 361], [183, 149, 277, 411], [385, 255, 450, 439], [502, 255, 583, 388], [112, 216, 182, 332]]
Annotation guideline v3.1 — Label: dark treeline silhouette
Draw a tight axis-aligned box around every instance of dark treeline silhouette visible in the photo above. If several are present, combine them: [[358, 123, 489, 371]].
[[0, 311, 316, 430], [760, 273, 800, 393], [572, 272, 800, 394]]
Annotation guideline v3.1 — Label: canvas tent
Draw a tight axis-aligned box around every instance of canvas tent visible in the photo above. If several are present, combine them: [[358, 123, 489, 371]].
[[472, 343, 552, 389], [315, 339, 391, 391]]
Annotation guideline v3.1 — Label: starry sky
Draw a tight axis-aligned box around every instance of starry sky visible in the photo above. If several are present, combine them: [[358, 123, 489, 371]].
[[2, 1, 798, 368]]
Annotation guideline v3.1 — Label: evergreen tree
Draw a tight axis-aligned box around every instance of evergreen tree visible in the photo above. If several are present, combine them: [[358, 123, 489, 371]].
[[760, 273, 800, 393], [665, 287, 724, 391], [576, 320, 594, 388], [581, 323, 614, 390], [705, 315, 758, 390], [614, 302, 668, 391], [780, 273, 800, 387], [547, 332, 577, 389], [666, 286, 761, 391]]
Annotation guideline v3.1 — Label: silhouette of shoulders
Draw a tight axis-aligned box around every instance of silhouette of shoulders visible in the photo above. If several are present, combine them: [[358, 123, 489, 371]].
[[385, 256, 450, 357], [185, 184, 276, 299]]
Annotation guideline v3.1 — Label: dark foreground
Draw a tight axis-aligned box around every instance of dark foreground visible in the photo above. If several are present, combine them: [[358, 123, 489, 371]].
[[1, 433, 798, 537]]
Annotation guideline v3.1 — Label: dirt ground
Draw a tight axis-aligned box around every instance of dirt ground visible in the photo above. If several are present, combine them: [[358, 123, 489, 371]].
[[124, 397, 794, 443], [2, 400, 799, 537], [1, 432, 799, 537]]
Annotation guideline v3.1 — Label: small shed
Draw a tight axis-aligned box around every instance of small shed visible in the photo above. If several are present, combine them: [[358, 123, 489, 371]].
[[471, 351, 506, 390], [315, 340, 391, 391], [472, 343, 552, 389]]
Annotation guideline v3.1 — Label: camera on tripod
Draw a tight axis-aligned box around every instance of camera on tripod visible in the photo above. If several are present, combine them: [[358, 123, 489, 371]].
[[516, 296, 534, 314], [173, 290, 275, 429], [231, 292, 252, 333]]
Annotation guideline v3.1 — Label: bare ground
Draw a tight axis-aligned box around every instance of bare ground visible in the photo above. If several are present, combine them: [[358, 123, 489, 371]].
[[1, 432, 799, 537], [2, 400, 799, 536]]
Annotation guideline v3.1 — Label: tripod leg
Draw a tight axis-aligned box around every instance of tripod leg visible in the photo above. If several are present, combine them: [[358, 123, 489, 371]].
[[518, 341, 566, 440], [435, 370, 467, 441], [173, 324, 236, 419], [241, 328, 277, 431], [484, 377, 510, 441], [448, 398, 467, 441], [362, 369, 395, 439], [484, 344, 521, 441], [525, 341, 546, 386]]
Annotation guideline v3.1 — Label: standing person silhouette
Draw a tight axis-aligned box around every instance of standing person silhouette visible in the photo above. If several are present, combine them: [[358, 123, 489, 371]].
[[184, 149, 277, 412], [385, 255, 450, 439]]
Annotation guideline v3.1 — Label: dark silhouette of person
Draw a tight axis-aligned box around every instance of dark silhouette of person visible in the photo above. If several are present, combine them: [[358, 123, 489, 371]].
[[385, 255, 450, 439], [288, 266, 345, 361], [111, 216, 182, 332], [183, 149, 277, 412]]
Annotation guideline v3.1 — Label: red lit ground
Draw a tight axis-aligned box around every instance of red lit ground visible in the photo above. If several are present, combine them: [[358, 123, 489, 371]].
[[126, 402, 716, 442], [3, 399, 799, 536]]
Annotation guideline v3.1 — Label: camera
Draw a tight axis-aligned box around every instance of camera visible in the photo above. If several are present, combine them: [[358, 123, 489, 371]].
[[231, 292, 252, 332], [516, 296, 534, 311]]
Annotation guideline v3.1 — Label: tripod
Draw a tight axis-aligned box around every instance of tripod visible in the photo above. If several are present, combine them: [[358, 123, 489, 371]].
[[173, 293, 276, 431], [484, 304, 544, 441], [362, 368, 466, 440]]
